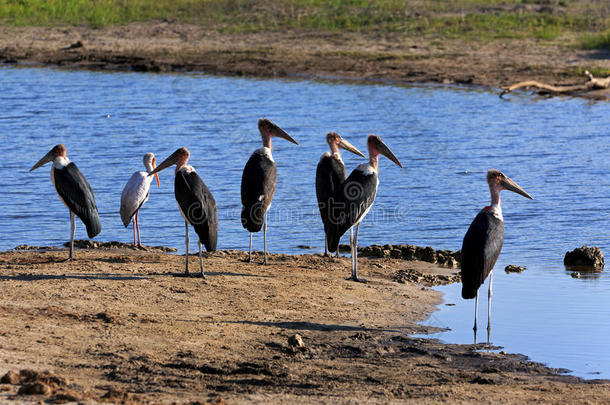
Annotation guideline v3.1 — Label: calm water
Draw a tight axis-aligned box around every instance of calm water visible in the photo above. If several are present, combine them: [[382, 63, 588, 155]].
[[1, 66, 609, 378]]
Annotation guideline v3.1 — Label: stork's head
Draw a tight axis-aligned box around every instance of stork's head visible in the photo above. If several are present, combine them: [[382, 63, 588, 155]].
[[326, 132, 365, 157], [258, 118, 298, 148], [367, 135, 402, 169], [487, 169, 533, 199], [148, 147, 190, 177], [30, 144, 67, 171], [143, 153, 160, 187]]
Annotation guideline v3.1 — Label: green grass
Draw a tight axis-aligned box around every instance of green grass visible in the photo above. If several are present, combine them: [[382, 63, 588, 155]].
[[0, 0, 608, 47], [580, 30, 610, 50]]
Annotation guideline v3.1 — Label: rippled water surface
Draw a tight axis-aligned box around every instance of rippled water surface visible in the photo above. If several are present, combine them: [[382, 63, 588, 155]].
[[1, 66, 609, 378]]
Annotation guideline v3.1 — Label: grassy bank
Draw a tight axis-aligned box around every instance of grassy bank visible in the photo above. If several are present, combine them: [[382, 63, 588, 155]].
[[0, 0, 608, 48]]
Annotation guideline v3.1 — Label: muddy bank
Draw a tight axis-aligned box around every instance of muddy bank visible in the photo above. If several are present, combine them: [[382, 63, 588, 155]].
[[0, 246, 607, 403], [1, 22, 609, 95]]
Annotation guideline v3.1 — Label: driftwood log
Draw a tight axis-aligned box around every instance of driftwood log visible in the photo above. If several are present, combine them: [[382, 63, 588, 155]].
[[500, 70, 610, 96]]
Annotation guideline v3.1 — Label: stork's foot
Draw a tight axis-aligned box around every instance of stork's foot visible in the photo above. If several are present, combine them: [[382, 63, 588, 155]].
[[262, 259, 268, 266], [61, 257, 73, 263], [346, 275, 367, 283]]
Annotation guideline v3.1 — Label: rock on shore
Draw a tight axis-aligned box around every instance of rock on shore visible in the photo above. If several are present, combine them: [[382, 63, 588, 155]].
[[339, 243, 460, 268]]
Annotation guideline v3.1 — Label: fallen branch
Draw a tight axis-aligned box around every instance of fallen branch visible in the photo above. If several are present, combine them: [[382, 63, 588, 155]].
[[500, 70, 610, 97]]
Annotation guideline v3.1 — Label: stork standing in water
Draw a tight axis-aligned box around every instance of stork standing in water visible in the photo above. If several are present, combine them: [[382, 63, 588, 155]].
[[120, 153, 160, 247], [29, 144, 101, 259], [460, 169, 532, 342], [327, 135, 402, 282], [241, 118, 298, 265], [316, 132, 365, 257], [148, 148, 217, 278]]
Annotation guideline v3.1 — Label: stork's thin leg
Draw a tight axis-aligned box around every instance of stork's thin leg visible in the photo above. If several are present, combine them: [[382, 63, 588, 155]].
[[487, 269, 493, 344], [248, 233, 253, 263], [348, 224, 365, 282], [324, 237, 329, 257], [184, 221, 189, 276], [199, 241, 206, 280], [349, 227, 355, 275], [132, 217, 137, 246], [68, 211, 75, 260], [135, 210, 142, 247], [473, 291, 479, 344], [263, 210, 268, 265]]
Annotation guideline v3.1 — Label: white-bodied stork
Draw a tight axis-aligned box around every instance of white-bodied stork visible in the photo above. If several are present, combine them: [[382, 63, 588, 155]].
[[315, 132, 365, 257], [29, 144, 101, 259], [120, 153, 160, 247], [327, 135, 402, 282], [460, 169, 532, 342], [148, 148, 217, 278], [241, 118, 298, 265]]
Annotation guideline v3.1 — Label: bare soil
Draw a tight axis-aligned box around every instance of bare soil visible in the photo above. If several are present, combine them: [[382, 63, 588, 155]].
[[0, 245, 608, 404], [1, 22, 609, 98]]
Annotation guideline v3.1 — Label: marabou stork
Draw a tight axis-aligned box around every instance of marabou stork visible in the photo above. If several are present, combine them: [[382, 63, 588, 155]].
[[241, 118, 298, 265], [29, 144, 101, 259], [148, 148, 217, 278], [327, 134, 402, 282], [120, 153, 160, 247], [315, 132, 365, 257], [460, 169, 532, 341]]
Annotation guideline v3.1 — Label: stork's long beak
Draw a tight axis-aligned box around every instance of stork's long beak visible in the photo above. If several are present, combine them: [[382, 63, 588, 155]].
[[270, 122, 299, 145], [376, 139, 402, 168], [29, 150, 55, 172], [148, 151, 178, 177], [152, 157, 160, 187], [501, 176, 533, 200], [338, 138, 365, 158]]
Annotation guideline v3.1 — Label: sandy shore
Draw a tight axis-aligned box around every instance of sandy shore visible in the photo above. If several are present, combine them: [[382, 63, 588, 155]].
[[1, 22, 610, 97], [0, 244, 608, 403]]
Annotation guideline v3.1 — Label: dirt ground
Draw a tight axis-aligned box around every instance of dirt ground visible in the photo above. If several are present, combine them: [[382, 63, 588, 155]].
[[1, 22, 609, 98], [0, 244, 608, 404]]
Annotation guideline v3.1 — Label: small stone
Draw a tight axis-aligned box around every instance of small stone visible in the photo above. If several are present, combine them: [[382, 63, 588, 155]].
[[504, 265, 526, 274], [17, 382, 52, 396], [571, 272, 581, 278], [287, 334, 305, 348], [0, 371, 19, 384]]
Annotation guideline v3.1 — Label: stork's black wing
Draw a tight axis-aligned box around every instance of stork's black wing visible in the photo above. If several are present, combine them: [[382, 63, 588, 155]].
[[241, 150, 276, 233], [327, 168, 378, 252], [316, 155, 347, 239], [460, 210, 504, 299], [175, 170, 218, 251], [53, 163, 101, 238]]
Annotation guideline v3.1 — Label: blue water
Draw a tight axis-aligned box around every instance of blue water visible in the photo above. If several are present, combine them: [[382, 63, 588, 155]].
[[0, 66, 609, 378]]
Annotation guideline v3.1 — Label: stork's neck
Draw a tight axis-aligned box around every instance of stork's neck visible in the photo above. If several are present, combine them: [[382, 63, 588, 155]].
[[489, 183, 502, 209], [369, 154, 379, 170], [329, 142, 340, 155], [144, 161, 154, 173], [175, 156, 189, 174], [262, 133, 272, 150], [52, 156, 70, 169], [368, 142, 380, 170]]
